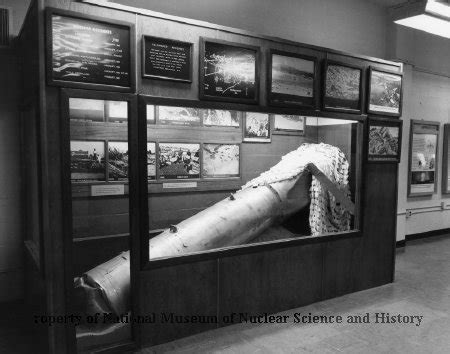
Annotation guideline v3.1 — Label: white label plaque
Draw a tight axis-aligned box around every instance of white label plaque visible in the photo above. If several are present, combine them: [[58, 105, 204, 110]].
[[91, 184, 125, 196], [163, 182, 197, 189]]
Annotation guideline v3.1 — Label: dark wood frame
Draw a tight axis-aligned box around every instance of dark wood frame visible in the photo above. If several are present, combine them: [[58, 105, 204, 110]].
[[142, 35, 193, 83], [199, 37, 260, 104], [442, 124, 450, 194], [46, 8, 136, 92], [60, 88, 139, 351], [272, 114, 306, 136], [367, 67, 403, 117], [242, 111, 272, 143], [407, 119, 440, 197], [366, 116, 403, 163], [322, 59, 364, 114], [267, 49, 318, 109]]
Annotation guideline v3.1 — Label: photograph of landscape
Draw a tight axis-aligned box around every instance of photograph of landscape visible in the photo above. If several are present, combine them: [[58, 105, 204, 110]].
[[368, 125, 399, 157], [69, 98, 105, 122], [203, 109, 240, 127], [203, 143, 240, 178], [147, 104, 155, 124], [244, 112, 270, 142], [158, 142, 200, 179], [108, 141, 129, 181], [70, 140, 106, 182], [105, 101, 128, 123], [369, 70, 402, 114], [203, 41, 257, 101], [324, 64, 361, 111], [274, 115, 305, 132], [270, 53, 314, 105], [158, 106, 201, 125]]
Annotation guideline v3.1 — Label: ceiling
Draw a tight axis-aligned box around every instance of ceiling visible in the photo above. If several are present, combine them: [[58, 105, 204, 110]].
[[369, 0, 408, 8]]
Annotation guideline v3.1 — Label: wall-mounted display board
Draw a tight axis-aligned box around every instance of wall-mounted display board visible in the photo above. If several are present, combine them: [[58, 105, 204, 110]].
[[46, 8, 135, 91], [367, 67, 403, 117], [323, 60, 363, 114], [199, 38, 260, 104], [442, 124, 450, 194], [268, 50, 317, 108], [408, 120, 440, 197], [367, 117, 402, 163], [142, 35, 192, 82]]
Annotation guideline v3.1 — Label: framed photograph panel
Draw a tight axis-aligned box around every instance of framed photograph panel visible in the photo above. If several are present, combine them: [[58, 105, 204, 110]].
[[108, 141, 129, 181], [70, 140, 106, 182], [367, 117, 402, 163], [442, 124, 450, 194], [273, 115, 305, 136], [158, 142, 200, 179], [199, 38, 259, 104], [46, 8, 135, 92], [323, 60, 363, 114], [243, 112, 271, 142], [268, 50, 317, 108], [408, 120, 440, 197], [368, 67, 403, 117], [69, 98, 105, 122], [203, 109, 240, 127], [142, 35, 193, 82], [202, 143, 240, 178], [105, 101, 128, 123]]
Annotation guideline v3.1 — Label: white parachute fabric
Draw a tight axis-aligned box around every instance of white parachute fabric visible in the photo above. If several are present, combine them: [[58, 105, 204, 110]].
[[241, 143, 351, 235]]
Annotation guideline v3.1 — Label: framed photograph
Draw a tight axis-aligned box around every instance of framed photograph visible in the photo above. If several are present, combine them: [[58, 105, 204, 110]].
[[158, 142, 200, 179], [46, 8, 135, 92], [70, 140, 106, 182], [268, 50, 317, 108], [69, 98, 105, 122], [157, 105, 201, 126], [199, 38, 259, 104], [108, 141, 128, 181], [105, 101, 128, 123], [368, 67, 403, 117], [147, 142, 156, 180], [146, 104, 155, 124], [442, 124, 450, 194], [323, 60, 363, 114], [408, 120, 440, 197], [203, 109, 240, 127], [367, 117, 402, 162], [243, 112, 271, 143], [202, 143, 240, 178], [273, 115, 305, 135], [142, 35, 192, 82]]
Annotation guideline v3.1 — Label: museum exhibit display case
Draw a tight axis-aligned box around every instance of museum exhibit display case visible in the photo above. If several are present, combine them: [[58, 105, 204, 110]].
[[18, 0, 403, 352]]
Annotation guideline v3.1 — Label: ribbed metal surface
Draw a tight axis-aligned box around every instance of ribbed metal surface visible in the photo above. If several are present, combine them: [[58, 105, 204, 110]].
[[0, 8, 9, 46]]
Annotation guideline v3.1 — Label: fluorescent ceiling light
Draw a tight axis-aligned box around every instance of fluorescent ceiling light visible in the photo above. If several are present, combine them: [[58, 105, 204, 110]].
[[395, 13, 450, 38]]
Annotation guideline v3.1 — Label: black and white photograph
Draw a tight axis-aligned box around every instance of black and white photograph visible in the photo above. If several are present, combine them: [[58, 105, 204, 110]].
[[158, 142, 200, 179], [69, 98, 105, 122], [70, 140, 106, 182], [368, 68, 403, 116], [323, 62, 362, 113], [273, 115, 305, 134], [202, 143, 240, 178], [108, 141, 128, 181], [200, 39, 259, 103], [157, 105, 201, 125], [147, 142, 156, 180], [203, 109, 240, 127], [269, 51, 316, 107], [147, 104, 155, 124], [243, 112, 271, 142], [105, 101, 128, 123], [368, 125, 400, 161]]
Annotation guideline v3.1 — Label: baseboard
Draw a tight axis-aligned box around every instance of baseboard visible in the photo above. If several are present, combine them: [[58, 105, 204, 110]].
[[406, 228, 450, 242], [396, 240, 406, 248]]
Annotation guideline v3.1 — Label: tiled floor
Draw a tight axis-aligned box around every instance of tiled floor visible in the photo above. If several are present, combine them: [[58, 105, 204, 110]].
[[140, 235, 450, 353]]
